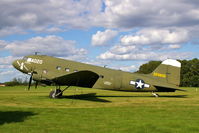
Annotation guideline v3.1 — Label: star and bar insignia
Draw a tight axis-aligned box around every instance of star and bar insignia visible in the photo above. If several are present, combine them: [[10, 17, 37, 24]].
[[130, 79, 150, 89]]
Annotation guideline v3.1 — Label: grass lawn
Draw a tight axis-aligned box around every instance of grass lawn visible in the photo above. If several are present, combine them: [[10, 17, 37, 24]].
[[0, 86, 198, 133]]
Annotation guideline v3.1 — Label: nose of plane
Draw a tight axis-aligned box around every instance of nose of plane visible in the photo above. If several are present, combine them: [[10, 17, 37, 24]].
[[12, 59, 31, 73], [12, 60, 19, 69]]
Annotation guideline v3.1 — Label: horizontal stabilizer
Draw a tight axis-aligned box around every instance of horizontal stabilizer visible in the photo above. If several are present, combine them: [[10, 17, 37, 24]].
[[154, 85, 186, 92]]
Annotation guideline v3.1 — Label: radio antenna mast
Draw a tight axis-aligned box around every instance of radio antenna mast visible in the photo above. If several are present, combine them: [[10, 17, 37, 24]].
[[34, 52, 40, 55]]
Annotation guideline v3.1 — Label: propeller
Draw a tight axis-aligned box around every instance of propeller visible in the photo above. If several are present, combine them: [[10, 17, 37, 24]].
[[35, 81, 38, 89]]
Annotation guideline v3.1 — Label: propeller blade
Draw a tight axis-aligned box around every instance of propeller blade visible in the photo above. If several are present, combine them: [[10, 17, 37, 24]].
[[28, 73, 33, 90], [35, 81, 38, 89]]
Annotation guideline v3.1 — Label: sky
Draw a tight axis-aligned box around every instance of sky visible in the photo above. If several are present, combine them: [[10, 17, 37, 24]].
[[0, 0, 199, 82]]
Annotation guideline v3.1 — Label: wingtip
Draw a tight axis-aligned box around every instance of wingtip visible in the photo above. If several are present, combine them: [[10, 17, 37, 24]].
[[176, 88, 187, 91]]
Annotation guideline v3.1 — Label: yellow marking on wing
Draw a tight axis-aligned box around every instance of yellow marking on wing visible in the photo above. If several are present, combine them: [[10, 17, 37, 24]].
[[153, 72, 166, 78]]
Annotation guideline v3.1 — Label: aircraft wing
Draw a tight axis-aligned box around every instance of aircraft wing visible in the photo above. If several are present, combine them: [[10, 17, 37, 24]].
[[52, 70, 99, 88]]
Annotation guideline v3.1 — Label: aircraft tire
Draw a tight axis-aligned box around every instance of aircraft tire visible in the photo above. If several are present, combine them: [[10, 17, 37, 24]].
[[49, 89, 62, 98], [49, 90, 55, 98]]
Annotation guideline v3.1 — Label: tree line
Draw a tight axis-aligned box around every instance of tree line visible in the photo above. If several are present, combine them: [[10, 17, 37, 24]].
[[4, 78, 30, 86], [136, 58, 199, 87]]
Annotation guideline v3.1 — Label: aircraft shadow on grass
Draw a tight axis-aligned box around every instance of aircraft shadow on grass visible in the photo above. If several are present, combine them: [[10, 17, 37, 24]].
[[97, 94, 187, 98], [62, 93, 111, 102], [0, 111, 36, 125], [158, 95, 187, 98], [60, 93, 187, 102]]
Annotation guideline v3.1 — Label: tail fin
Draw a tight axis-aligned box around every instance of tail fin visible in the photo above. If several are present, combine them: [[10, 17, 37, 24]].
[[151, 59, 181, 86]]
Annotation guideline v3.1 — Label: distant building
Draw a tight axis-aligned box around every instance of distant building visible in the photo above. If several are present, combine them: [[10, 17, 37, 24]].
[[0, 83, 6, 87]]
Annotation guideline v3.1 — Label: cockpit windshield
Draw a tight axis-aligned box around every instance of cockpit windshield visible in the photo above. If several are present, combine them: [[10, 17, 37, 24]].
[[23, 57, 28, 61]]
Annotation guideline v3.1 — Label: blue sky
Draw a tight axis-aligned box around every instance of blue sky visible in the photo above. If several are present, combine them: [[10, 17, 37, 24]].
[[0, 0, 199, 82]]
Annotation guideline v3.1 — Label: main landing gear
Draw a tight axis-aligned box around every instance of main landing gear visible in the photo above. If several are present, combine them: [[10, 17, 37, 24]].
[[152, 92, 159, 97], [49, 86, 70, 98]]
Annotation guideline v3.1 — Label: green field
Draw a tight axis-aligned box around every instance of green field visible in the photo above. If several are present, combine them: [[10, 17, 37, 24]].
[[0, 86, 198, 133]]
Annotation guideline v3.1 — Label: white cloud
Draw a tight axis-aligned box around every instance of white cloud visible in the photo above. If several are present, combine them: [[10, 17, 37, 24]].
[[0, 27, 26, 37], [98, 51, 156, 60], [0, 56, 18, 80], [91, 29, 118, 46], [0, 56, 17, 65], [119, 65, 137, 72], [0, 0, 199, 37], [0, 70, 15, 76], [110, 45, 136, 54], [98, 50, 191, 61], [0, 65, 12, 69], [120, 28, 189, 46], [0, 0, 103, 36], [19, 13, 37, 25], [97, 27, 191, 61], [0, 40, 7, 49], [168, 44, 181, 49], [4, 35, 87, 58], [97, 0, 199, 29]]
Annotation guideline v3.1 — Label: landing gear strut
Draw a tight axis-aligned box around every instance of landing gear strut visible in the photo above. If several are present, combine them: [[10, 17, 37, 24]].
[[49, 86, 70, 98], [152, 92, 159, 97]]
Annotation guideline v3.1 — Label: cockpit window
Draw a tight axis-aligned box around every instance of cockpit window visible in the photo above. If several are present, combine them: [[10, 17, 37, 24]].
[[23, 57, 28, 61]]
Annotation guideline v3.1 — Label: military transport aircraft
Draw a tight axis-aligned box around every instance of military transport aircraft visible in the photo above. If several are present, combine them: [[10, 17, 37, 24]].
[[12, 55, 183, 98]]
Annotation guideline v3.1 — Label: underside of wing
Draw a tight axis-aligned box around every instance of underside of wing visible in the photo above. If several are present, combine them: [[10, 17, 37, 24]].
[[52, 70, 99, 88]]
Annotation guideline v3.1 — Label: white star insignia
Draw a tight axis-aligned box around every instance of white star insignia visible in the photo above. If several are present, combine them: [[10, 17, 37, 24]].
[[136, 80, 144, 88], [130, 79, 150, 89]]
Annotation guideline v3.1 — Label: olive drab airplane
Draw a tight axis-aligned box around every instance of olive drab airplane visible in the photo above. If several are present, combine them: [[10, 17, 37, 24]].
[[12, 55, 184, 98]]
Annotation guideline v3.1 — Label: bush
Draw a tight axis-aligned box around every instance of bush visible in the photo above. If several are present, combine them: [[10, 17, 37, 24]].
[[5, 78, 28, 86]]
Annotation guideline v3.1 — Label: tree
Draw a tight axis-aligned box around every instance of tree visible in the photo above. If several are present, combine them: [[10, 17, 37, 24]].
[[4, 77, 29, 86], [180, 58, 199, 87], [136, 61, 161, 74]]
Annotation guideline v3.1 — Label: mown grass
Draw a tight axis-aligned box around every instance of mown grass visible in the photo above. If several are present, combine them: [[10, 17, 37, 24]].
[[0, 86, 198, 133]]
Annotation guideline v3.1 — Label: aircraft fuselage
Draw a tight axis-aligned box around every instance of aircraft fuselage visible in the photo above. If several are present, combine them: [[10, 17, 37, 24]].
[[12, 55, 179, 92]]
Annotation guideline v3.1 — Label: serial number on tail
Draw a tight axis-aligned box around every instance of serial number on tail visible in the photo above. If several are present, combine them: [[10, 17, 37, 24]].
[[153, 72, 166, 78]]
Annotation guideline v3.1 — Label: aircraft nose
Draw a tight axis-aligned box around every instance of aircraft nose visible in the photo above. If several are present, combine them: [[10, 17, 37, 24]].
[[12, 60, 20, 69], [12, 59, 30, 73]]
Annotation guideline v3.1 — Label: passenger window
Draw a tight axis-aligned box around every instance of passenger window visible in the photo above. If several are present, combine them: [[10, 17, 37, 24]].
[[99, 75, 104, 78], [65, 68, 70, 72], [56, 66, 61, 70]]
